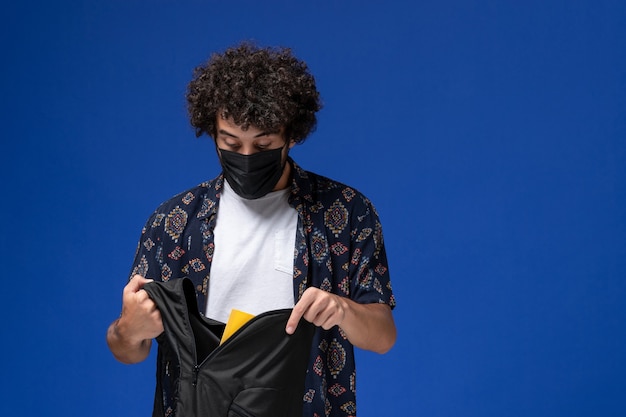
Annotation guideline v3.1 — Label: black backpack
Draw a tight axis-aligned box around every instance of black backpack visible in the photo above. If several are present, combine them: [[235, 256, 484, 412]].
[[143, 278, 315, 417]]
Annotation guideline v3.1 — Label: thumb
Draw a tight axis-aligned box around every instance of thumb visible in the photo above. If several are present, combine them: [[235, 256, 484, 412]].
[[125, 274, 154, 294]]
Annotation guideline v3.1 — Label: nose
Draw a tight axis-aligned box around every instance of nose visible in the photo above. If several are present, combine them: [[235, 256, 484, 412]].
[[237, 145, 258, 156]]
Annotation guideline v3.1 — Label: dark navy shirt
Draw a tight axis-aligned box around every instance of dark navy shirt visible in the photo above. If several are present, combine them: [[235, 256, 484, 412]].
[[129, 159, 396, 417]]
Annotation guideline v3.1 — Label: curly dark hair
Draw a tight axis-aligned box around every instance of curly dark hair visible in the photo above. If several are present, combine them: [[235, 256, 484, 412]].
[[186, 42, 322, 143]]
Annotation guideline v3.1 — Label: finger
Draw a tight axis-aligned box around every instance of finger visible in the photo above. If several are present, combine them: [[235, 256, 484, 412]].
[[319, 313, 339, 330], [149, 308, 164, 335], [285, 308, 304, 335], [307, 304, 334, 328], [135, 288, 150, 303], [306, 294, 343, 330], [286, 295, 313, 334], [155, 312, 164, 331]]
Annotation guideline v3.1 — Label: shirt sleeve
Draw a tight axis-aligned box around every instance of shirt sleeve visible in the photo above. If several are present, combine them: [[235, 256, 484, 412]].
[[348, 195, 396, 308], [128, 208, 168, 282]]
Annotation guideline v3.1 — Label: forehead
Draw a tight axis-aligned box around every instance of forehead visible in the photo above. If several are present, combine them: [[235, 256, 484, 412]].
[[216, 116, 284, 138]]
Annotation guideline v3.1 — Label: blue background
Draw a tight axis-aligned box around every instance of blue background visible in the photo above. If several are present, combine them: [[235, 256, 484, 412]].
[[2, 1, 625, 416]]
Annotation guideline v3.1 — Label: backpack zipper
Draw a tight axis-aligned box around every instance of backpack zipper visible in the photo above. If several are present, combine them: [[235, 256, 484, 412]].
[[190, 309, 291, 387], [192, 364, 200, 387]]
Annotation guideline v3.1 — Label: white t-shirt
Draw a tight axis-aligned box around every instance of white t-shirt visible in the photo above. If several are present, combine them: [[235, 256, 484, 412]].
[[205, 180, 298, 323]]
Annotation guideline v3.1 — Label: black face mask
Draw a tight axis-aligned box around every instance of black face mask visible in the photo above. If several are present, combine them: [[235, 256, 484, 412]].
[[218, 144, 288, 199]]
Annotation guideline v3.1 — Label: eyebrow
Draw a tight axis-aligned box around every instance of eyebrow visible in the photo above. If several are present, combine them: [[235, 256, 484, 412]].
[[217, 129, 276, 138]]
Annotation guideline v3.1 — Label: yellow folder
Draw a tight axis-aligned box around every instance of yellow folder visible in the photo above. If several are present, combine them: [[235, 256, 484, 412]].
[[220, 309, 255, 344]]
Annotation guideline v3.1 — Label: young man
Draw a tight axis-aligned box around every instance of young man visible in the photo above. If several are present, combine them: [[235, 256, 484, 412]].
[[107, 42, 396, 417]]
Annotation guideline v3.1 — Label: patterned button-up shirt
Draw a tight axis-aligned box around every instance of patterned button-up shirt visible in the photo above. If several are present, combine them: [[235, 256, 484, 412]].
[[130, 159, 396, 417]]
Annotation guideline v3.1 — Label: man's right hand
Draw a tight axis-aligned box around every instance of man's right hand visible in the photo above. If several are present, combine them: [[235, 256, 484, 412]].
[[119, 275, 164, 342], [106, 275, 164, 364]]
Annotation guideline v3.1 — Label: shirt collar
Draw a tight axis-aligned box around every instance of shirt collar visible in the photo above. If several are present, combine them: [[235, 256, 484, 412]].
[[195, 175, 223, 220], [287, 158, 314, 208]]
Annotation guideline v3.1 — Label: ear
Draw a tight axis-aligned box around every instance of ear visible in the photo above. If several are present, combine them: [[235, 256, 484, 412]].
[[288, 139, 297, 149], [213, 139, 223, 159]]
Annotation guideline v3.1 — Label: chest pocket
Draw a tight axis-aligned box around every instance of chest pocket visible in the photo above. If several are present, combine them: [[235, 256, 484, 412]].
[[144, 278, 315, 417], [274, 229, 295, 275]]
